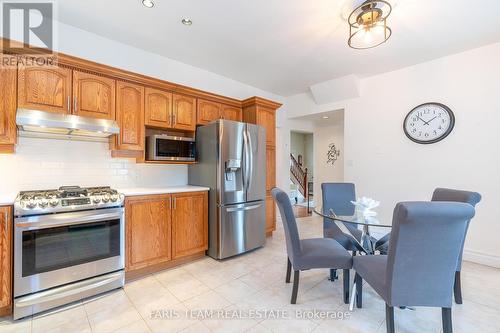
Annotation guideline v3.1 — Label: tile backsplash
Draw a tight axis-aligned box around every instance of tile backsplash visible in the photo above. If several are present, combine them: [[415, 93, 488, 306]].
[[0, 137, 188, 194]]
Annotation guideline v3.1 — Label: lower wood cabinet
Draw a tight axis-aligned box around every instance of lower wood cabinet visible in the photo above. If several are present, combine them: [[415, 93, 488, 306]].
[[125, 191, 208, 273], [0, 206, 12, 316], [125, 195, 172, 271], [265, 196, 276, 234], [171, 192, 208, 259]]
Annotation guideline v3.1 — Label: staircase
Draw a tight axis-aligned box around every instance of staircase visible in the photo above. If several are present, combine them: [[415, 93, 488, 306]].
[[290, 154, 308, 199]]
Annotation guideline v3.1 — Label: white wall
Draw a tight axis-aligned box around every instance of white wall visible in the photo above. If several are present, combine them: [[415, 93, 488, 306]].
[[280, 42, 500, 267], [0, 137, 187, 197], [0, 20, 283, 195], [313, 119, 344, 208]]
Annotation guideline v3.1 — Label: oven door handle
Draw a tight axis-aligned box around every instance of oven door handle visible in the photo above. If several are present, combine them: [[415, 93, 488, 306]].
[[16, 210, 123, 230], [15, 271, 124, 307]]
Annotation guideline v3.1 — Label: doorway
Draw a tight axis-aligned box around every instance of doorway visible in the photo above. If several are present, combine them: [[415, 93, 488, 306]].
[[289, 131, 314, 218]]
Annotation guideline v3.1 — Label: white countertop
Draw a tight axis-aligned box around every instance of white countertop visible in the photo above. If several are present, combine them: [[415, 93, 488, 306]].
[[0, 186, 210, 206], [119, 185, 210, 197]]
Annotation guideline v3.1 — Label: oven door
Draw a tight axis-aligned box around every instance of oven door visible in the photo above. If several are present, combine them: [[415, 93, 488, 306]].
[[14, 207, 124, 297]]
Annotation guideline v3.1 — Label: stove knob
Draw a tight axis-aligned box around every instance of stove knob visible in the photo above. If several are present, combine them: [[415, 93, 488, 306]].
[[93, 196, 102, 204], [110, 194, 119, 202], [27, 198, 37, 209], [39, 198, 49, 208], [102, 194, 110, 203], [49, 198, 59, 207]]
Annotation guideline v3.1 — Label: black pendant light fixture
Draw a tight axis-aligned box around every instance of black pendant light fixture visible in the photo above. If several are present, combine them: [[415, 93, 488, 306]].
[[348, 0, 392, 49]]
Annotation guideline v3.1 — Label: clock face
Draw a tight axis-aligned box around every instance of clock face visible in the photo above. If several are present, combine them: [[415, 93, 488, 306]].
[[403, 103, 455, 144]]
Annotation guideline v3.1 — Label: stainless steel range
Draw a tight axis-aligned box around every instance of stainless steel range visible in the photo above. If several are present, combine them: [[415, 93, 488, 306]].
[[13, 186, 125, 319]]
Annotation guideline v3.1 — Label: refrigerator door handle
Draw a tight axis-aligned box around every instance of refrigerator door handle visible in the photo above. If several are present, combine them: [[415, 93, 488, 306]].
[[243, 127, 250, 191], [246, 127, 254, 193], [226, 204, 262, 212]]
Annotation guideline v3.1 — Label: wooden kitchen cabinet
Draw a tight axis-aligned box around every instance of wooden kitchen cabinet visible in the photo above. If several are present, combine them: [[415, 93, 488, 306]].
[[257, 107, 276, 146], [18, 63, 72, 114], [172, 94, 196, 131], [0, 206, 12, 316], [197, 99, 221, 125], [171, 191, 208, 259], [0, 54, 17, 153], [125, 191, 208, 276], [265, 196, 276, 234], [145, 87, 173, 129], [222, 105, 242, 122], [243, 97, 281, 234], [73, 71, 115, 120], [266, 146, 276, 195], [113, 81, 145, 153], [125, 195, 172, 271]]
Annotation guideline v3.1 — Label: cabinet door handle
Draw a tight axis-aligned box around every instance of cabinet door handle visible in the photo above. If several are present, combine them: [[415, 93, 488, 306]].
[[173, 197, 176, 210], [74, 97, 78, 112], [3, 211, 7, 231], [173, 113, 176, 126], [169, 197, 172, 210], [67, 96, 71, 111]]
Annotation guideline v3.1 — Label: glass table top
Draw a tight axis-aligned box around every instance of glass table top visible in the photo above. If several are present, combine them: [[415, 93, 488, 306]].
[[313, 206, 393, 228]]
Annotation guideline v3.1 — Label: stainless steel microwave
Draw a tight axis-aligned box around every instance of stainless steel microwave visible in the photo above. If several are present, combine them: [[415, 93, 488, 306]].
[[146, 135, 196, 162]]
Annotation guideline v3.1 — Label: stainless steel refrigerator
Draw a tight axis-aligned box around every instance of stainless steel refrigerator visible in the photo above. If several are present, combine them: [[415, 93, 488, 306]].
[[189, 120, 266, 259]]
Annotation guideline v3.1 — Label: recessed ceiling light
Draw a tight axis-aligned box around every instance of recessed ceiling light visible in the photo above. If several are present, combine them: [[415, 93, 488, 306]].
[[322, 116, 330, 119], [181, 18, 193, 26], [142, 0, 154, 8]]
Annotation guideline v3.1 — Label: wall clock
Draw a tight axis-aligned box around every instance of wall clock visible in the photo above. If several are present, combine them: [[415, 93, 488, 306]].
[[403, 103, 455, 144]]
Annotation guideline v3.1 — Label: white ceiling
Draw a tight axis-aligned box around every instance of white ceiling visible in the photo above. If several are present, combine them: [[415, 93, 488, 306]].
[[54, 0, 500, 96]]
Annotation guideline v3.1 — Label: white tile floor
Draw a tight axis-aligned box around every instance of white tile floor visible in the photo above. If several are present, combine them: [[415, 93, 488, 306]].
[[1, 215, 500, 333]]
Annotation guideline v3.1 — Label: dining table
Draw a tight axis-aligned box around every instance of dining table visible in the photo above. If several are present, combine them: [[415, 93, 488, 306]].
[[313, 207, 393, 310]]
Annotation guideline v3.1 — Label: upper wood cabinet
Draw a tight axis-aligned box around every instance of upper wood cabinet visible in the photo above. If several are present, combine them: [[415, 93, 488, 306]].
[[125, 195, 172, 271], [18, 64, 72, 114], [0, 54, 17, 154], [0, 206, 12, 316], [222, 105, 242, 122], [257, 107, 276, 147], [197, 99, 221, 125], [145, 87, 173, 129], [172, 191, 208, 259], [172, 94, 196, 131], [73, 71, 115, 120], [114, 81, 145, 151], [197, 100, 242, 125]]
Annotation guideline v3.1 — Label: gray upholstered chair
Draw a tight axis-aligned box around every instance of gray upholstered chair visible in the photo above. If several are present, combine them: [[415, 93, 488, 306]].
[[431, 188, 482, 304], [321, 183, 363, 281], [353, 202, 475, 333], [271, 187, 353, 304], [321, 183, 363, 248]]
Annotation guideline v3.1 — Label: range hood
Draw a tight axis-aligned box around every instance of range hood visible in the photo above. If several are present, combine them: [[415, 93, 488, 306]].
[[16, 109, 120, 142]]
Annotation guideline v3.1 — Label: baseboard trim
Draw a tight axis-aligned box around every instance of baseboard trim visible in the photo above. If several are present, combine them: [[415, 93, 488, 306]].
[[463, 249, 500, 268]]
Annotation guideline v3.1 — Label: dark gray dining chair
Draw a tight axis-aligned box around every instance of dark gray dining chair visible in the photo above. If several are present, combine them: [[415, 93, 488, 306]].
[[271, 187, 353, 304], [431, 188, 482, 304], [322, 183, 362, 246], [353, 202, 475, 333], [321, 183, 362, 281]]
